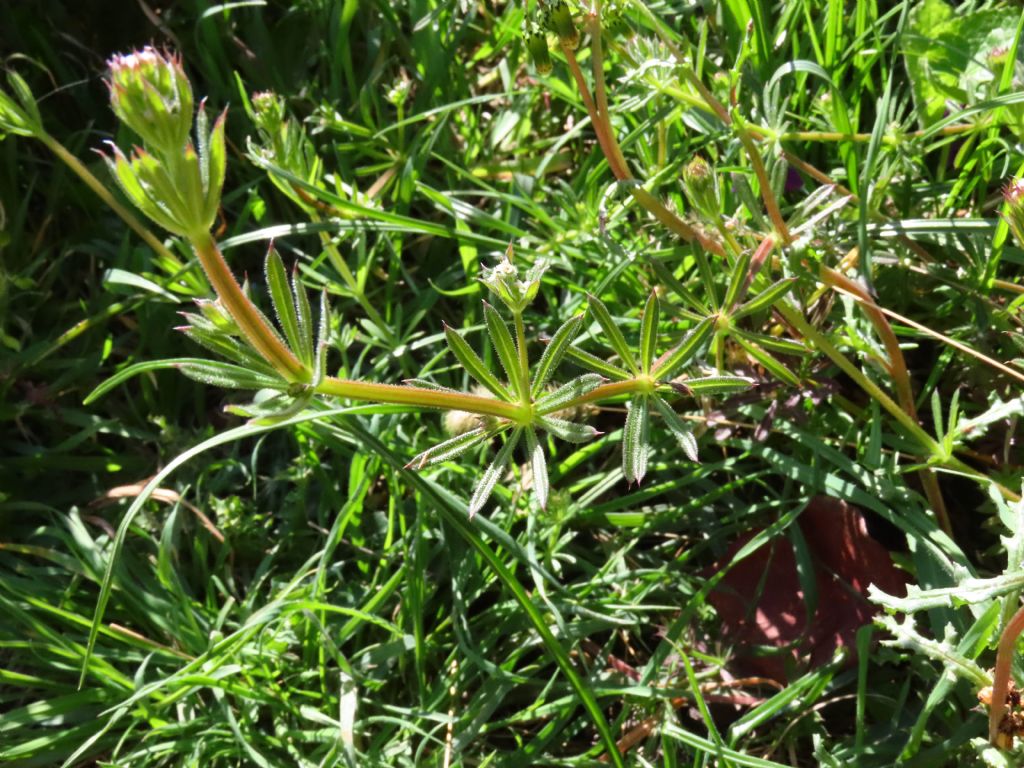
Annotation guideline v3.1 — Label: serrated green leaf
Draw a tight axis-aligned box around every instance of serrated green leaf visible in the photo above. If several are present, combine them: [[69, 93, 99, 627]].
[[674, 375, 754, 396], [483, 302, 525, 399], [178, 360, 284, 390], [588, 294, 639, 376], [526, 428, 549, 510], [652, 316, 715, 381], [538, 415, 601, 443], [652, 396, 699, 463], [203, 110, 227, 226], [535, 373, 606, 415], [408, 426, 493, 469], [293, 266, 314, 364], [469, 428, 522, 518], [444, 324, 512, 400], [563, 345, 632, 381], [266, 247, 304, 364], [311, 289, 329, 387], [640, 291, 660, 375], [622, 395, 650, 484], [733, 278, 796, 320], [227, 389, 314, 425], [183, 325, 276, 372], [723, 244, 754, 312], [532, 313, 585, 397]]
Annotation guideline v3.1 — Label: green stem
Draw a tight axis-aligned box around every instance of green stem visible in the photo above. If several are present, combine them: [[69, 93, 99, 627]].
[[190, 231, 308, 383], [37, 132, 185, 273], [561, 32, 724, 256], [513, 310, 531, 403], [316, 378, 525, 421], [558, 379, 644, 412]]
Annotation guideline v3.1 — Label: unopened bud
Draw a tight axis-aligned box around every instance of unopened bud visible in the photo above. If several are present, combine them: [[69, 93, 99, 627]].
[[250, 91, 285, 135], [682, 155, 720, 220], [988, 45, 1010, 71], [524, 24, 553, 75], [543, 1, 579, 50], [107, 47, 193, 154]]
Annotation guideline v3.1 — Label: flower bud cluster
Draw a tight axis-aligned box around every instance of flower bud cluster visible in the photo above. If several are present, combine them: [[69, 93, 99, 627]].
[[541, 0, 579, 50], [479, 249, 548, 314], [104, 47, 225, 239], [681, 155, 721, 221]]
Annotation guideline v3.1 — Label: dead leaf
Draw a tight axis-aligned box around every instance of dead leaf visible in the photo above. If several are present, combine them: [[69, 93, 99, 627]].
[[706, 496, 906, 682]]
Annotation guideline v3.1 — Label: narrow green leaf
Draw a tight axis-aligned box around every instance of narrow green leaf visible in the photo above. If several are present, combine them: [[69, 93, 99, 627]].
[[203, 110, 227, 225], [652, 316, 715, 380], [931, 387, 944, 442], [588, 294, 639, 376], [178, 360, 283, 390], [535, 373, 605, 415], [723, 245, 754, 311], [733, 278, 796, 320], [539, 415, 602, 443], [531, 312, 585, 397], [293, 264, 314, 365], [183, 325, 276, 372], [228, 390, 315, 425], [563, 344, 632, 381], [483, 302, 525, 399], [673, 375, 754, 396], [311, 289, 330, 387], [733, 334, 801, 387], [652, 396, 699, 462], [640, 291, 660, 375], [407, 426, 493, 469], [444, 323, 512, 400], [622, 395, 650, 484], [526, 428, 549, 510], [469, 428, 522, 518], [265, 247, 304, 364]]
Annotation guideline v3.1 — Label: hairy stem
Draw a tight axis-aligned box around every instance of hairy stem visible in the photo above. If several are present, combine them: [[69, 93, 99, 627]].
[[190, 231, 307, 382], [561, 33, 724, 256], [316, 378, 526, 420]]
